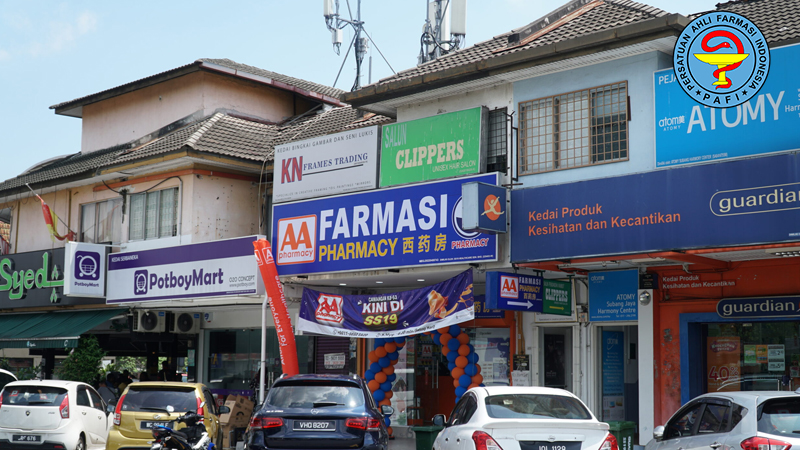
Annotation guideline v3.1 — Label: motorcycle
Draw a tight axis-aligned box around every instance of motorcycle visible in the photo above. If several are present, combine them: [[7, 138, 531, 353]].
[[150, 405, 213, 450]]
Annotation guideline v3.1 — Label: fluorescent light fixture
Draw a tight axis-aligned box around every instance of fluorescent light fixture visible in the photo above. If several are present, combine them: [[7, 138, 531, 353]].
[[766, 246, 800, 257], [417, 279, 425, 282], [339, 283, 347, 286], [376, 281, 384, 284]]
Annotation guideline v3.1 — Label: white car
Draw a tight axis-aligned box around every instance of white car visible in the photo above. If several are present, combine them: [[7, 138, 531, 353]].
[[0, 380, 111, 450], [0, 370, 16, 392], [432, 386, 617, 450]]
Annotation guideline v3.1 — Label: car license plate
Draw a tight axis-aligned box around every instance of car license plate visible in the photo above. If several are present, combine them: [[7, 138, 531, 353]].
[[293, 420, 336, 431], [12, 435, 42, 443], [521, 442, 581, 450], [141, 421, 172, 430]]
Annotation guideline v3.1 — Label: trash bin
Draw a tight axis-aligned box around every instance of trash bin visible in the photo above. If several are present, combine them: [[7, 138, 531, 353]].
[[608, 421, 636, 450], [411, 426, 444, 450]]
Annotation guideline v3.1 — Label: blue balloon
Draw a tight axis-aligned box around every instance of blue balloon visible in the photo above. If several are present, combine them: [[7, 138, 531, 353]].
[[379, 356, 391, 368], [370, 362, 382, 373], [467, 353, 479, 364], [448, 362, 456, 372], [449, 325, 461, 336], [385, 417, 391, 427], [464, 364, 477, 377], [387, 373, 397, 382], [365, 370, 376, 380], [447, 338, 461, 351], [447, 351, 458, 362], [394, 337, 405, 344], [380, 381, 392, 391], [432, 333, 441, 345], [459, 375, 472, 387], [374, 338, 384, 348], [455, 386, 467, 397], [387, 351, 399, 361], [373, 390, 385, 401], [467, 344, 474, 354]]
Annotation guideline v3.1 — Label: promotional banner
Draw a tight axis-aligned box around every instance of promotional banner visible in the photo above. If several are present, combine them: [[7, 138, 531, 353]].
[[380, 107, 483, 187], [707, 336, 741, 392], [462, 182, 507, 234], [273, 125, 379, 203], [589, 270, 638, 322], [485, 271, 543, 312], [543, 279, 572, 316], [253, 239, 299, 376], [473, 295, 505, 319], [106, 236, 265, 303], [297, 270, 474, 338], [510, 153, 800, 262], [273, 173, 498, 275], [602, 330, 625, 421], [63, 242, 107, 298], [655, 43, 797, 168]]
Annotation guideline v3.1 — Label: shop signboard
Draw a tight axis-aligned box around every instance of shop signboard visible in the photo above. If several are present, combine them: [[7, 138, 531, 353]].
[[272, 173, 498, 275], [380, 107, 484, 187], [273, 125, 380, 203], [543, 279, 571, 316], [512, 354, 531, 387], [473, 295, 505, 319], [717, 296, 800, 319], [655, 44, 799, 168], [589, 270, 638, 322], [462, 182, 507, 234], [63, 242, 107, 298], [485, 271, 543, 312], [602, 330, 625, 421], [510, 153, 800, 262], [707, 336, 741, 392], [297, 270, 474, 338], [106, 235, 265, 304], [0, 248, 105, 308]]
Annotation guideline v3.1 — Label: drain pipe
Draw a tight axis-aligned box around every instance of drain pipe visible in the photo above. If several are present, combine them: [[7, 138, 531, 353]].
[[259, 295, 268, 404]]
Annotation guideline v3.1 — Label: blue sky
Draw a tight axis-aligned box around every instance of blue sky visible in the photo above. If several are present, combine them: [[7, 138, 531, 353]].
[[0, 0, 718, 183]]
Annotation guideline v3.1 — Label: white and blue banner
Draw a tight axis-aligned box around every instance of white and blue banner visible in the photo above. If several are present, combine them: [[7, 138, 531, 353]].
[[106, 236, 265, 304], [63, 242, 108, 298], [588, 270, 638, 322], [272, 173, 499, 275], [655, 43, 800, 168]]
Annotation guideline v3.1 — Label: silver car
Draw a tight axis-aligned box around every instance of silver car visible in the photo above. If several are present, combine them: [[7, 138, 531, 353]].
[[646, 391, 800, 450]]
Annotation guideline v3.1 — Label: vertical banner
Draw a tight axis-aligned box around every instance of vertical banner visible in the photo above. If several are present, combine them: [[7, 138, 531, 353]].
[[253, 239, 299, 376], [602, 330, 625, 421], [706, 336, 741, 392]]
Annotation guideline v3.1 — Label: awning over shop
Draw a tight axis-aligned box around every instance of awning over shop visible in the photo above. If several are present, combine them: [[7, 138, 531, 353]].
[[0, 309, 125, 349]]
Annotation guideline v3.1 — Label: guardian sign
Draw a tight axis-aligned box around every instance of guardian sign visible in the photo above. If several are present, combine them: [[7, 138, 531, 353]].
[[717, 297, 800, 319]]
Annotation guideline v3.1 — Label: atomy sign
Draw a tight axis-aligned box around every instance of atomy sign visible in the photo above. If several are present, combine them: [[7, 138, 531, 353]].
[[273, 125, 379, 203], [380, 107, 484, 187]]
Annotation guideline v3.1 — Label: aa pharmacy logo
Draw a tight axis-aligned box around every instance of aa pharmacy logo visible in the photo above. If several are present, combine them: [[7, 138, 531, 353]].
[[277, 215, 317, 264], [316, 294, 344, 327], [500, 275, 519, 299], [674, 12, 770, 108]]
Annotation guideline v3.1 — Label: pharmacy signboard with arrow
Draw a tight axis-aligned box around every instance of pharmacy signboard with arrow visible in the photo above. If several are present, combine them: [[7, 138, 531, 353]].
[[485, 271, 543, 312]]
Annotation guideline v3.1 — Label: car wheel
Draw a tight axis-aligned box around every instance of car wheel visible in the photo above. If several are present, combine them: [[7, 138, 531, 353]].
[[76, 436, 86, 450]]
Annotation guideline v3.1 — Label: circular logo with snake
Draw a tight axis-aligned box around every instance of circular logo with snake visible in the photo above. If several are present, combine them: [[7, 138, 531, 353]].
[[673, 12, 770, 108]]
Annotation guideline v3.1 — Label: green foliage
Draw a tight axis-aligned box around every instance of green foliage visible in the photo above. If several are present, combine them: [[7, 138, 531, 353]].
[[16, 362, 42, 380], [103, 357, 146, 376], [0, 358, 10, 371], [55, 335, 106, 384]]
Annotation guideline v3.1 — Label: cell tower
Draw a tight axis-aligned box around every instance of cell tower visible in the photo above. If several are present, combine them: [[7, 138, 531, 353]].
[[324, 0, 395, 91], [419, 0, 467, 64]]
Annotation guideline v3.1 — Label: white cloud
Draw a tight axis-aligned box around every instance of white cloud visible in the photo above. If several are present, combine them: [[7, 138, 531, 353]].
[[77, 11, 97, 35], [12, 9, 100, 58]]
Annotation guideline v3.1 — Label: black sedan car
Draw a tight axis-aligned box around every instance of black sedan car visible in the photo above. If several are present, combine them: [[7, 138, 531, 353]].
[[246, 374, 392, 450]]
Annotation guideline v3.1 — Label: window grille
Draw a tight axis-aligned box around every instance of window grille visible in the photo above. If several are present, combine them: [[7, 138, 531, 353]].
[[487, 108, 508, 174], [129, 187, 179, 241]]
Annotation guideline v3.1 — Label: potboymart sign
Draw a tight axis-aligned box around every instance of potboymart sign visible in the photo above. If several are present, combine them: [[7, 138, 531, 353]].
[[380, 107, 484, 187]]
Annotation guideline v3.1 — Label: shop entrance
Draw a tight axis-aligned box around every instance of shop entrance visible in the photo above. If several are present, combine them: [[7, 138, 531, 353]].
[[597, 325, 638, 423], [539, 327, 573, 391]]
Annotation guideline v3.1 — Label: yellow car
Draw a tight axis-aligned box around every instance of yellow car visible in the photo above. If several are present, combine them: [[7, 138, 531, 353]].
[[106, 382, 227, 450]]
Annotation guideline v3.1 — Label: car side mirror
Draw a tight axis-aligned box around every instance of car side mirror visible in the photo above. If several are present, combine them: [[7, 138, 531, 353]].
[[432, 414, 446, 427], [218, 405, 231, 414], [381, 405, 394, 416], [653, 425, 665, 441]]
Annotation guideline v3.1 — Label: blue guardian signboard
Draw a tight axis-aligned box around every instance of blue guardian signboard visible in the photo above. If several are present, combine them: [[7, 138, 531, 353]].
[[589, 270, 638, 322], [485, 271, 543, 312]]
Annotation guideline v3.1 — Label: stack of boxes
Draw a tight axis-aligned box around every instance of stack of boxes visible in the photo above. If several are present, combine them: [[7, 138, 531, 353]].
[[219, 395, 255, 449]]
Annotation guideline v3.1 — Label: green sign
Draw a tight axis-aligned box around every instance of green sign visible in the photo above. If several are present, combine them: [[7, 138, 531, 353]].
[[380, 107, 483, 187], [543, 279, 571, 316]]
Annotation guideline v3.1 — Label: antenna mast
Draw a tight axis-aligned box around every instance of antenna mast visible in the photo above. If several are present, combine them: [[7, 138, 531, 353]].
[[419, 0, 467, 65], [324, 0, 372, 91]]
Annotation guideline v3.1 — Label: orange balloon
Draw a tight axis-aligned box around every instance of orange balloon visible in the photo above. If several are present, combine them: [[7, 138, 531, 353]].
[[441, 346, 450, 356], [396, 341, 405, 348], [387, 426, 393, 435], [476, 364, 482, 374], [453, 378, 461, 388], [384, 342, 397, 353], [368, 351, 379, 363], [457, 333, 470, 345], [385, 390, 393, 399], [375, 371, 387, 383], [368, 380, 380, 391], [383, 365, 395, 375], [458, 344, 470, 356], [439, 334, 452, 346], [437, 327, 450, 335], [390, 359, 398, 365], [456, 356, 468, 368], [379, 398, 391, 407], [375, 347, 387, 358], [451, 367, 465, 379], [468, 383, 480, 389], [472, 374, 483, 385]]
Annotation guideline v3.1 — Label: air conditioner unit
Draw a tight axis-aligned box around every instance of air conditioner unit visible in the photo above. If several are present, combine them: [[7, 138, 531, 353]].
[[173, 312, 201, 334], [133, 310, 167, 333]]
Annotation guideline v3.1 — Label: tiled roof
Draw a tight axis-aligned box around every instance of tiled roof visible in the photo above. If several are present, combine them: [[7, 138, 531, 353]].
[[361, 0, 669, 89], [715, 0, 800, 45], [275, 107, 392, 146]]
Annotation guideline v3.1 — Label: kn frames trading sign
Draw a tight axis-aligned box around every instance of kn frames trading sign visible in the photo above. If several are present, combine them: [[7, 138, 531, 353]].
[[272, 173, 499, 275]]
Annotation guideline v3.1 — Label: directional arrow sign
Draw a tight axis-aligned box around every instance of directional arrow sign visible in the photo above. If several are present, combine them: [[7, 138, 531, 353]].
[[485, 271, 543, 312]]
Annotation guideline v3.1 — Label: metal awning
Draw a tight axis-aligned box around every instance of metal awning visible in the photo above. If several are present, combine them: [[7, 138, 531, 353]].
[[0, 309, 125, 349]]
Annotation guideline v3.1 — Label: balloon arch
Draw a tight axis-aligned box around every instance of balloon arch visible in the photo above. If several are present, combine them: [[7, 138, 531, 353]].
[[364, 324, 484, 435]]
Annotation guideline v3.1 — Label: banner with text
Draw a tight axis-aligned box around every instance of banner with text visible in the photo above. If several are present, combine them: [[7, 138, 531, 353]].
[[64, 242, 107, 298], [589, 270, 638, 322], [297, 270, 474, 338]]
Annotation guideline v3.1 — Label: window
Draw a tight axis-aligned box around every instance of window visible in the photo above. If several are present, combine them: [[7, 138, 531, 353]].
[[448, 394, 472, 426], [758, 398, 800, 437], [76, 386, 92, 407], [487, 108, 508, 173], [484, 394, 592, 420], [665, 403, 703, 439], [87, 388, 105, 412], [0, 207, 11, 255], [518, 81, 628, 174], [80, 198, 123, 244], [698, 403, 729, 433], [129, 188, 178, 241]]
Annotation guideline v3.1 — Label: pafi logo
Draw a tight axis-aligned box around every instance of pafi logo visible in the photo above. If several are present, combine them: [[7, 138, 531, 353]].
[[481, 194, 504, 221], [673, 12, 769, 107]]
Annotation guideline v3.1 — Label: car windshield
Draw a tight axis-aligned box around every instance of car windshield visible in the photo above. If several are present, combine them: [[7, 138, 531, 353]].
[[758, 398, 800, 437], [267, 381, 364, 409], [1, 386, 68, 406], [485, 394, 592, 420], [121, 387, 197, 413]]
